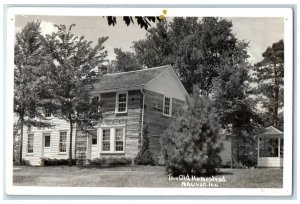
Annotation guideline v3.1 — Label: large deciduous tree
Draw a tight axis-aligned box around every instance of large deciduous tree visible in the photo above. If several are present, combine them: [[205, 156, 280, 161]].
[[254, 40, 284, 129], [133, 17, 243, 94], [14, 21, 52, 165], [111, 48, 141, 73], [42, 24, 108, 165]]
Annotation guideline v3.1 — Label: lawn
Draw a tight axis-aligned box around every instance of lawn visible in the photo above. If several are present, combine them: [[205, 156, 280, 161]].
[[13, 165, 283, 188]]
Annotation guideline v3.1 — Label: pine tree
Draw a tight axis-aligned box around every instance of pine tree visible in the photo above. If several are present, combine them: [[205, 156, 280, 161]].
[[14, 21, 52, 165], [42, 24, 108, 165], [162, 92, 222, 176], [254, 40, 284, 128]]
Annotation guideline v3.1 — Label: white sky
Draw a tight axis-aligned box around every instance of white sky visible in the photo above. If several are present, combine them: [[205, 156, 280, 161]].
[[15, 15, 284, 64]]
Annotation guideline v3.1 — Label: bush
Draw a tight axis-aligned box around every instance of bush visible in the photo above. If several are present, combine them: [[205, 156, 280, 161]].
[[161, 93, 222, 176], [41, 157, 77, 166], [89, 157, 132, 166], [134, 125, 155, 165], [22, 159, 31, 166]]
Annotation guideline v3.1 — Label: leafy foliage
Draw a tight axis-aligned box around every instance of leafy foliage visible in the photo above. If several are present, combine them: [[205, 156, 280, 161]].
[[41, 158, 77, 166], [133, 17, 248, 94], [14, 20, 53, 165], [41, 24, 109, 165], [89, 157, 132, 166], [134, 125, 155, 165], [162, 92, 222, 176], [111, 48, 141, 73], [106, 16, 161, 30]]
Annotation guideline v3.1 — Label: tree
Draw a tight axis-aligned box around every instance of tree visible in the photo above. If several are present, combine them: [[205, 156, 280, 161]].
[[134, 124, 155, 165], [254, 40, 284, 128], [111, 48, 141, 73], [162, 92, 222, 176], [14, 21, 52, 165], [212, 43, 262, 166], [42, 24, 108, 165], [133, 17, 245, 94], [106, 16, 161, 30]]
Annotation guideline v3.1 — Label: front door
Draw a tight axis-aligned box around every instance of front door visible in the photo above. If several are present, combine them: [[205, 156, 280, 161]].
[[43, 133, 51, 157]]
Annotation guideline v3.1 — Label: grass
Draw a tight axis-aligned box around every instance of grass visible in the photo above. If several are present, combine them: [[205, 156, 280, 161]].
[[13, 165, 283, 188]]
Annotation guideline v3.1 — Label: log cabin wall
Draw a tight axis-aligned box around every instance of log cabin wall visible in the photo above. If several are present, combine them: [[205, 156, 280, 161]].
[[143, 90, 184, 161], [76, 90, 143, 162]]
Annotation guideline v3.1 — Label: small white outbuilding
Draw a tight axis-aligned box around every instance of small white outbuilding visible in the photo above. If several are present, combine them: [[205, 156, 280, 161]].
[[257, 126, 283, 167]]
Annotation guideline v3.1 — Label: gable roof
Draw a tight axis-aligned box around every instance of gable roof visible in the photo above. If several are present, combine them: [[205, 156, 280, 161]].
[[263, 126, 283, 135], [92, 65, 172, 92]]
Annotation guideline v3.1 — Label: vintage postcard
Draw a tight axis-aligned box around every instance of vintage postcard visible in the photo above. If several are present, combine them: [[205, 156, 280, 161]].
[[4, 7, 293, 196]]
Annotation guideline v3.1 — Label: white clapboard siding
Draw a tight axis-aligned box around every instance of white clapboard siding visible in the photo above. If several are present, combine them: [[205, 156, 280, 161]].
[[22, 117, 76, 166], [258, 157, 283, 167], [145, 67, 188, 101]]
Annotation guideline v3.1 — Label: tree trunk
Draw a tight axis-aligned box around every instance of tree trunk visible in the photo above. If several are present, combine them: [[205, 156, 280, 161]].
[[69, 119, 73, 166], [19, 118, 24, 165], [274, 63, 279, 128]]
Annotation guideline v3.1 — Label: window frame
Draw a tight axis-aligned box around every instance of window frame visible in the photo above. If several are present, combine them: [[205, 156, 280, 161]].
[[163, 96, 172, 117], [91, 95, 101, 113], [100, 126, 125, 154], [43, 133, 51, 148], [27, 133, 34, 154], [45, 106, 52, 118], [115, 92, 128, 114], [59, 131, 67, 153]]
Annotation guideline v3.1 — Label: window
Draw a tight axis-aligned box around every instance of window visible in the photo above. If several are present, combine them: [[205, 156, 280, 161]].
[[259, 137, 279, 157], [44, 133, 51, 147], [27, 133, 34, 153], [45, 106, 51, 117], [115, 128, 124, 152], [116, 92, 128, 113], [100, 127, 125, 153], [163, 96, 172, 116], [102, 129, 110, 151], [90, 130, 97, 145], [29, 102, 35, 118], [59, 132, 67, 153], [280, 138, 284, 158], [92, 96, 100, 113]]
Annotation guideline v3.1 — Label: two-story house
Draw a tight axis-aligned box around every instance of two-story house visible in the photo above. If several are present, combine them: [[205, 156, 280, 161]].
[[21, 65, 188, 165]]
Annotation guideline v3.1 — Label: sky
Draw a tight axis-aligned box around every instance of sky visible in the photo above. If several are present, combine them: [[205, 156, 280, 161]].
[[15, 15, 284, 64]]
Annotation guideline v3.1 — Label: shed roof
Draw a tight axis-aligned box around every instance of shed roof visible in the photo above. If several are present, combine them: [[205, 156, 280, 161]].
[[263, 126, 283, 135], [92, 65, 171, 92]]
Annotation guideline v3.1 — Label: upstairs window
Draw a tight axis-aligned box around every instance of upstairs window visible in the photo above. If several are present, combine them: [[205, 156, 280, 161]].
[[45, 106, 51, 117], [116, 92, 128, 113], [163, 96, 172, 116], [91, 96, 100, 113]]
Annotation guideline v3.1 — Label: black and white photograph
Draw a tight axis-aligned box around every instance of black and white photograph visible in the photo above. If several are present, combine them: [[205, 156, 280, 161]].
[[4, 7, 293, 196]]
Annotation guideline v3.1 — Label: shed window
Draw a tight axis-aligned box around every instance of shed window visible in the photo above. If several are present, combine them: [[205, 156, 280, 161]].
[[163, 96, 172, 116], [259, 137, 279, 157], [116, 92, 128, 113], [115, 128, 124, 152], [27, 133, 34, 153], [102, 129, 111, 151]]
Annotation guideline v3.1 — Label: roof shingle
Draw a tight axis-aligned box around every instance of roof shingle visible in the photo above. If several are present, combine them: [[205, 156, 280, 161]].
[[93, 65, 170, 92]]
